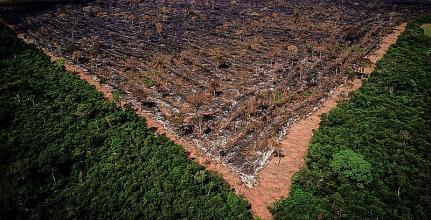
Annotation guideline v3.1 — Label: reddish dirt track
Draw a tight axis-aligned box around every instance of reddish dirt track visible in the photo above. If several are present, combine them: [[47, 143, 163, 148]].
[[13, 22, 406, 219]]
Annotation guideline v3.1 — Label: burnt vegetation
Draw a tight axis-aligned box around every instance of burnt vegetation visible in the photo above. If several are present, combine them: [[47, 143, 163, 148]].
[[1, 0, 426, 184]]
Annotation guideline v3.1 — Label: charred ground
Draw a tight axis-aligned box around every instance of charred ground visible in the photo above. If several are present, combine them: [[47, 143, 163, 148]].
[[2, 0, 423, 184]]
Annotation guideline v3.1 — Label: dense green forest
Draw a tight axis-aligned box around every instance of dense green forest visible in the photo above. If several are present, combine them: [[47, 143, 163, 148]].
[[271, 16, 431, 219], [0, 24, 251, 219]]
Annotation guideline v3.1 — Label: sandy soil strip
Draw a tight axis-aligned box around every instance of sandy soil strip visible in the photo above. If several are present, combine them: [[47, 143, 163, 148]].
[[10, 22, 406, 219]]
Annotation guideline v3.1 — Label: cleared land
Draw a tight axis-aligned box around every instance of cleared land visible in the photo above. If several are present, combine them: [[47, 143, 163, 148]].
[[1, 0, 417, 184]]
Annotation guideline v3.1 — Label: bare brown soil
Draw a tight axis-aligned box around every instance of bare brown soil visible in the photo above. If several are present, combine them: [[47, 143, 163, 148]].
[[2, 0, 417, 185]]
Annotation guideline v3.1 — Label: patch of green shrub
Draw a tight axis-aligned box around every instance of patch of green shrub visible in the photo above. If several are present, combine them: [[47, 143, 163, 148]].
[[330, 149, 372, 184]]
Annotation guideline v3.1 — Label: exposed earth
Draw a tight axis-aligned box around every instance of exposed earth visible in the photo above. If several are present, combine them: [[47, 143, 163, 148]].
[[1, 0, 419, 186]]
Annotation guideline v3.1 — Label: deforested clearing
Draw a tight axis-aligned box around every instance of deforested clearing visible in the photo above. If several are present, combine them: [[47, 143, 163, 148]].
[[2, 0, 425, 185]]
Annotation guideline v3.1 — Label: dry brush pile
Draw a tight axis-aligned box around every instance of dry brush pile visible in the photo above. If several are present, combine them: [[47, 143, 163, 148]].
[[2, 0, 416, 185]]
